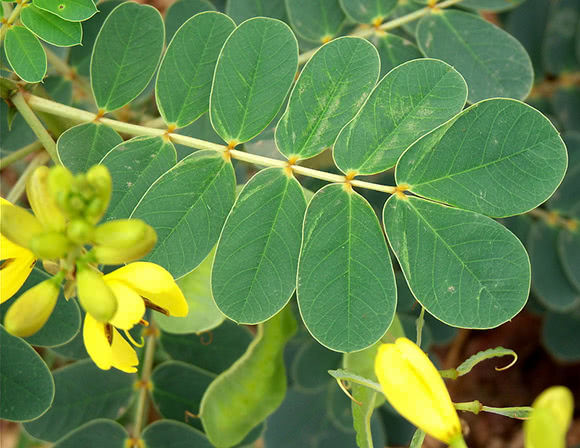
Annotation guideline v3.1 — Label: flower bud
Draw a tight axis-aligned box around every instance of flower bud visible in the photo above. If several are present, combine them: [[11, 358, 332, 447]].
[[0, 203, 44, 249], [525, 386, 574, 448], [76, 264, 117, 322], [85, 165, 112, 223], [67, 218, 94, 245], [48, 165, 74, 212], [94, 219, 148, 248], [92, 225, 157, 264], [26, 166, 67, 232], [29, 232, 70, 260], [4, 274, 63, 337]]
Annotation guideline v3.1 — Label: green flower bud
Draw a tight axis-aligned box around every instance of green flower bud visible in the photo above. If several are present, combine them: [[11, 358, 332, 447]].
[[92, 225, 157, 264], [26, 166, 67, 232], [0, 203, 44, 249], [76, 264, 117, 322], [94, 219, 149, 248], [4, 274, 63, 337], [48, 165, 74, 212], [85, 165, 112, 223], [67, 218, 94, 245], [29, 232, 70, 260]]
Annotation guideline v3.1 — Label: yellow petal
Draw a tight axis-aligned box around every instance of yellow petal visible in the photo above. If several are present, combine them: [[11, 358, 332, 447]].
[[1, 233, 34, 260], [83, 314, 112, 371], [0, 251, 36, 304], [110, 328, 138, 373], [105, 262, 188, 316], [375, 338, 461, 443], [106, 280, 146, 330]]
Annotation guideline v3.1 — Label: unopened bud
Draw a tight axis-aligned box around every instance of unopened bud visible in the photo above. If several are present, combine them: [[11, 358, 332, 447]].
[[48, 165, 74, 212], [4, 274, 63, 337], [85, 165, 112, 223], [0, 203, 44, 249], [94, 219, 149, 248], [92, 224, 157, 264], [76, 264, 117, 322], [29, 232, 70, 259], [67, 219, 94, 245], [26, 166, 67, 232]]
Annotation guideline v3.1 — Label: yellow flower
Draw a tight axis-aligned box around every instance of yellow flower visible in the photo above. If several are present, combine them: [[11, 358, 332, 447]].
[[82, 262, 188, 372], [375, 337, 463, 445], [1, 199, 37, 303], [525, 386, 574, 448]]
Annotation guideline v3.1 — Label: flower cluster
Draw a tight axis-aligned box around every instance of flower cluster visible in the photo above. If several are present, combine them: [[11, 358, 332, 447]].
[[1, 165, 188, 372]]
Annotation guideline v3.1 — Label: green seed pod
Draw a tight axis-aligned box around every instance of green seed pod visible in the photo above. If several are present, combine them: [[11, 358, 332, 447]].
[[76, 265, 118, 322], [29, 231, 70, 260], [94, 219, 148, 248], [26, 166, 67, 232], [4, 274, 63, 337], [67, 218, 94, 245], [0, 203, 44, 249], [92, 224, 157, 264], [48, 165, 74, 213]]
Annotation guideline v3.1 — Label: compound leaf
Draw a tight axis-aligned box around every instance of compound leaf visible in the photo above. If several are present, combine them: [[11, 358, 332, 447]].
[[333, 58, 467, 175], [297, 184, 396, 353], [396, 99, 568, 217], [212, 168, 306, 324], [383, 195, 530, 329]]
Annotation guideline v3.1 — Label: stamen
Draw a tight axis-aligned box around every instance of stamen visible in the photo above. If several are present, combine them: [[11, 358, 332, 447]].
[[105, 323, 113, 344], [142, 297, 170, 316]]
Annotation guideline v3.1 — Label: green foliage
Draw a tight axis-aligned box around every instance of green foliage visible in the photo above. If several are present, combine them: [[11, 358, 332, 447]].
[[20, 5, 82, 47], [52, 420, 129, 448], [4, 26, 46, 83], [32, 0, 97, 22], [285, 0, 345, 43]]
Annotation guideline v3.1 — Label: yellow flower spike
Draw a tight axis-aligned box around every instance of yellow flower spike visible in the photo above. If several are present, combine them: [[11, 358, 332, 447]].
[[26, 166, 67, 232], [1, 234, 36, 303], [76, 264, 118, 322], [92, 224, 157, 265], [4, 272, 64, 337], [104, 262, 188, 317], [375, 338, 463, 445], [83, 313, 138, 373], [29, 231, 70, 260], [0, 202, 44, 249], [525, 386, 574, 448]]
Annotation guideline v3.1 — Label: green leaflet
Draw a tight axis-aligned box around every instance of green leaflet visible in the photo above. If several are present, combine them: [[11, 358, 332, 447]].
[[52, 420, 128, 448], [225, 0, 287, 23], [142, 421, 213, 448], [297, 184, 396, 353], [0, 326, 54, 422], [416, 10, 533, 103], [460, 0, 526, 11], [90, 2, 164, 112], [159, 320, 253, 374], [23, 360, 135, 442], [285, 0, 345, 43], [276, 37, 380, 161], [57, 122, 123, 173], [4, 26, 47, 83], [32, 0, 97, 21], [333, 58, 467, 175], [200, 306, 297, 447], [528, 222, 580, 312], [376, 33, 423, 78], [156, 12, 235, 129], [542, 311, 580, 362], [212, 168, 307, 324], [151, 361, 215, 432], [21, 4, 82, 47], [131, 150, 235, 279], [100, 136, 177, 221], [155, 248, 225, 334], [396, 98, 568, 218], [165, 0, 216, 42], [384, 196, 530, 329], [338, 0, 397, 24], [558, 229, 580, 291], [210, 17, 298, 144]]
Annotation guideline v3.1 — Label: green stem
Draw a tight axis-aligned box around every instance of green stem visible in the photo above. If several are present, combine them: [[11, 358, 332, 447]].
[[454, 400, 482, 414], [0, 0, 27, 45], [449, 436, 468, 448], [297, 0, 465, 64], [0, 140, 43, 169], [5, 150, 50, 202], [416, 307, 425, 348], [24, 94, 398, 194], [439, 368, 459, 379], [11, 92, 60, 164], [132, 328, 157, 445]]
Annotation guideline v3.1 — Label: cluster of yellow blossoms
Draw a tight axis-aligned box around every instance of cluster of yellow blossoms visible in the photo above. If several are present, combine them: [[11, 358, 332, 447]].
[[1, 165, 188, 373]]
